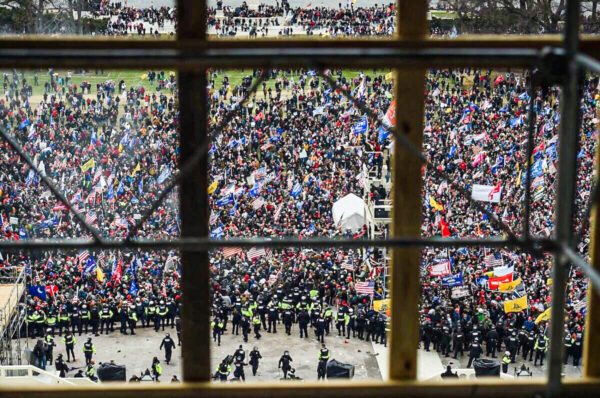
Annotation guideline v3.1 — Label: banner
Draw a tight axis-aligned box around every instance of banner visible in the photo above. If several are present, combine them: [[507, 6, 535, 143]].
[[493, 265, 514, 277], [81, 158, 95, 172], [451, 286, 470, 299], [382, 100, 396, 128], [471, 184, 502, 203], [498, 277, 521, 292], [429, 261, 451, 277], [441, 273, 463, 288], [488, 273, 514, 290], [373, 299, 390, 314], [535, 308, 551, 324], [504, 295, 528, 313]]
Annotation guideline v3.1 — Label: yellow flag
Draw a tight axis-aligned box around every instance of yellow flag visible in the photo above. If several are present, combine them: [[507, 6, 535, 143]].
[[208, 181, 218, 194], [535, 307, 551, 324], [97, 267, 105, 282], [504, 295, 528, 313], [547, 278, 552, 286], [81, 158, 95, 172], [499, 277, 522, 292], [516, 170, 522, 186], [130, 163, 141, 178], [429, 196, 443, 212], [385, 72, 394, 81]]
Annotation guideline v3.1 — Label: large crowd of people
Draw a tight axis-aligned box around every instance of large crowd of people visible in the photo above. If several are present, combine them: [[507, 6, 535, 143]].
[[0, 0, 598, 383]]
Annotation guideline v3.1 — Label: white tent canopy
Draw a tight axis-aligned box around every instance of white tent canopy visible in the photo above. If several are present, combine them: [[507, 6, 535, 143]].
[[332, 193, 366, 232]]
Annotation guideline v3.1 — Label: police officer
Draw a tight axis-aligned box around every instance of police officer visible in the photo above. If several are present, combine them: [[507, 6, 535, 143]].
[[82, 337, 96, 365], [80, 304, 91, 335], [316, 314, 326, 343], [523, 330, 535, 361], [232, 308, 241, 335], [90, 304, 100, 336], [256, 300, 267, 330], [234, 358, 247, 381], [324, 307, 333, 336], [486, 327, 499, 358], [467, 338, 482, 368], [99, 305, 113, 335], [452, 328, 464, 359], [146, 301, 157, 330], [252, 314, 262, 340], [241, 313, 250, 343], [157, 300, 169, 331], [45, 330, 56, 364], [506, 332, 518, 363], [534, 333, 548, 366], [69, 302, 81, 335], [249, 347, 262, 376], [160, 333, 176, 364], [278, 350, 293, 379], [86, 364, 97, 382], [119, 305, 129, 334], [440, 325, 451, 357], [62, 331, 76, 362], [211, 317, 224, 346], [282, 307, 293, 335], [128, 305, 138, 335], [335, 311, 345, 336], [268, 304, 279, 333], [298, 309, 309, 338], [572, 335, 583, 366], [216, 360, 231, 382], [57, 307, 70, 337], [318, 344, 330, 380], [346, 309, 355, 339], [502, 351, 511, 373]]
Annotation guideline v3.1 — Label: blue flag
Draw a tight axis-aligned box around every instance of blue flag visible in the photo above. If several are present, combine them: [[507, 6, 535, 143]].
[[157, 166, 171, 184], [441, 273, 464, 288], [84, 256, 97, 276], [249, 182, 260, 197], [129, 279, 138, 296], [216, 195, 234, 207], [138, 178, 143, 196], [448, 145, 457, 158], [290, 182, 302, 198], [210, 226, 224, 239], [377, 126, 390, 144], [352, 116, 368, 135], [28, 285, 47, 300]]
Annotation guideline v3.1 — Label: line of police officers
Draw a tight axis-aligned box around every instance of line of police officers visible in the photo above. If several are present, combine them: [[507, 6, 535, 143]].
[[24, 297, 180, 339], [420, 318, 584, 368], [210, 288, 388, 347]]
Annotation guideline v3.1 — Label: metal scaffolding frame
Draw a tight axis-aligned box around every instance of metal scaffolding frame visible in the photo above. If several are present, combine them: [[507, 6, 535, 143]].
[[0, 0, 598, 397]]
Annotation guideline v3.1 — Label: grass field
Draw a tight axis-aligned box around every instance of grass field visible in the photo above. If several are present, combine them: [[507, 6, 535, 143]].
[[2, 68, 391, 101]]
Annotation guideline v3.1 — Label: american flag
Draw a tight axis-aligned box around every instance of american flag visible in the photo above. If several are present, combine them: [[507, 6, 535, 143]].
[[268, 267, 282, 285], [252, 197, 265, 210], [273, 203, 283, 221], [209, 212, 218, 225], [484, 253, 504, 268], [342, 260, 354, 271], [247, 247, 267, 260], [52, 203, 68, 212], [223, 247, 243, 258], [97, 251, 106, 268], [85, 211, 97, 225], [115, 218, 129, 229], [76, 250, 90, 265], [355, 280, 375, 295], [254, 167, 267, 180]]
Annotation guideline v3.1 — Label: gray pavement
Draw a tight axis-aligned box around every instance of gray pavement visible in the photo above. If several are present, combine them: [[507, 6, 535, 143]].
[[23, 323, 382, 383], [24, 326, 583, 383]]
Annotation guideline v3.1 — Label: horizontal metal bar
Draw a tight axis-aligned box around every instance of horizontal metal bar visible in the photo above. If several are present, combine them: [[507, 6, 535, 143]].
[[562, 245, 600, 298], [576, 53, 600, 74], [0, 236, 546, 252], [0, 47, 544, 69]]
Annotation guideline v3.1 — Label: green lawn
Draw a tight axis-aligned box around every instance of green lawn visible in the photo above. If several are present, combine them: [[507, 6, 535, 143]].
[[2, 68, 391, 101]]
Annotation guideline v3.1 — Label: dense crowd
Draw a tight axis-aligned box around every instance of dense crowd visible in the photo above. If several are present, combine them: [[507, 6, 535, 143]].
[[0, 0, 598, 382]]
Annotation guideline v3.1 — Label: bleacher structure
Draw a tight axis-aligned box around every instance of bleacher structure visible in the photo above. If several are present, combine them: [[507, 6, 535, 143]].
[[363, 150, 393, 298], [0, 266, 27, 366]]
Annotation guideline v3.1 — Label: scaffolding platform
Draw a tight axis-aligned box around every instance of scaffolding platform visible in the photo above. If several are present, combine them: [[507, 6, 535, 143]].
[[0, 284, 25, 332]]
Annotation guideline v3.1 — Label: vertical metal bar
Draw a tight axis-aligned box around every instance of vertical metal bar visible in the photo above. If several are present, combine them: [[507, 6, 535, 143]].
[[548, 0, 582, 394], [178, 0, 210, 383], [179, 72, 210, 382], [583, 118, 600, 378], [389, 0, 427, 381]]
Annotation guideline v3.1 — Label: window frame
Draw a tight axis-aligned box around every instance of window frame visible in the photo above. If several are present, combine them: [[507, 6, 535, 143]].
[[0, 0, 599, 396]]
